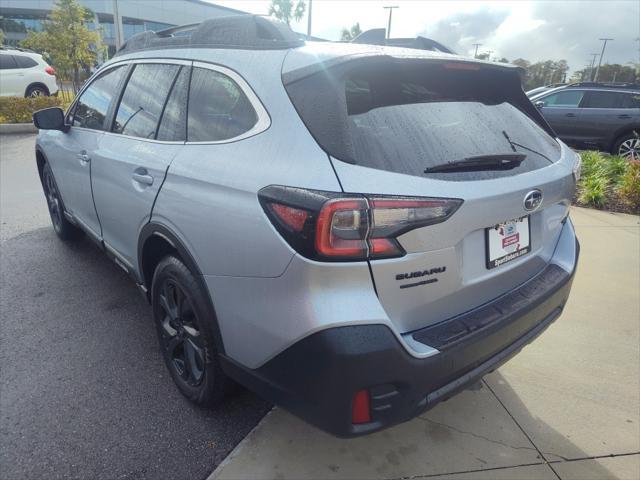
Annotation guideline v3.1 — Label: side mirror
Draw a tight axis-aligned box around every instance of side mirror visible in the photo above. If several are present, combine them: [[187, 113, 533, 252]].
[[33, 107, 69, 132], [534, 101, 545, 109]]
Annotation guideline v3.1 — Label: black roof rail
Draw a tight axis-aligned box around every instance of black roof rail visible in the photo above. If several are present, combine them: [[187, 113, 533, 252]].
[[350, 28, 455, 54], [566, 81, 640, 89], [0, 46, 36, 53], [114, 14, 304, 57]]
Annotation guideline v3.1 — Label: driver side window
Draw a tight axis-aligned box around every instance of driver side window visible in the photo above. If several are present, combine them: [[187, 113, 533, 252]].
[[72, 66, 126, 131], [541, 90, 584, 108]]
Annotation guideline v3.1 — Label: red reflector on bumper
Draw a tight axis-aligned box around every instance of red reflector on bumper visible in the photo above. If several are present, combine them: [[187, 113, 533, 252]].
[[351, 389, 371, 424]]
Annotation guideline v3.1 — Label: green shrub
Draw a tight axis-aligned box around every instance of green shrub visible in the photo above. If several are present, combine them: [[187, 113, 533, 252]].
[[617, 160, 640, 212], [578, 174, 608, 207], [0, 95, 71, 124]]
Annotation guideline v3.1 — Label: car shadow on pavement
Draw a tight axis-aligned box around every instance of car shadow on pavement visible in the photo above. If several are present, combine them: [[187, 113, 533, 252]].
[[0, 228, 271, 480]]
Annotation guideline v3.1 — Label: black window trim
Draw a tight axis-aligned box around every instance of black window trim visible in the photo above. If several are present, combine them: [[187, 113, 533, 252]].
[[154, 65, 188, 141], [67, 57, 271, 144]]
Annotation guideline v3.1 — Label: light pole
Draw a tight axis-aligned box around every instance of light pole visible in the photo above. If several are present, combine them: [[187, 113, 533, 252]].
[[383, 6, 399, 39], [588, 53, 599, 81], [484, 50, 493, 61], [307, 0, 312, 37], [472, 43, 482, 58], [594, 38, 613, 82]]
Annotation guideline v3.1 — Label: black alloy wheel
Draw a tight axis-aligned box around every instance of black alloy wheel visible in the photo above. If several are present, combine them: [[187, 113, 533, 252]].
[[157, 278, 206, 387], [151, 255, 230, 405], [42, 163, 83, 240]]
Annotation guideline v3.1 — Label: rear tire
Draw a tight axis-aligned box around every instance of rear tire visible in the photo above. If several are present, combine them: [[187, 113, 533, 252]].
[[613, 132, 640, 160], [42, 163, 83, 241], [151, 255, 231, 406], [26, 85, 49, 97]]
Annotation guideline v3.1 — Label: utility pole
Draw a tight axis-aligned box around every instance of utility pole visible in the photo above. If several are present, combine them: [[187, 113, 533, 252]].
[[484, 50, 493, 61], [112, 0, 124, 50], [588, 53, 599, 81], [307, 0, 312, 37], [383, 6, 399, 39], [472, 43, 482, 58], [594, 38, 613, 82]]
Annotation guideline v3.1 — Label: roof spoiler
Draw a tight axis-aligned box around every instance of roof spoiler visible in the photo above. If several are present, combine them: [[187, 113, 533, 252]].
[[351, 28, 455, 54]]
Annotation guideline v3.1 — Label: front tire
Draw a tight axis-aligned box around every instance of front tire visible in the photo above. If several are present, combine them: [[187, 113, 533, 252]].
[[42, 163, 83, 241], [151, 255, 230, 405]]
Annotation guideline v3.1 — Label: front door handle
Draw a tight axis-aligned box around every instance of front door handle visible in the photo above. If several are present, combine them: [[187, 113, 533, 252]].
[[565, 113, 576, 117], [132, 171, 154, 186], [618, 114, 632, 119], [77, 151, 91, 164]]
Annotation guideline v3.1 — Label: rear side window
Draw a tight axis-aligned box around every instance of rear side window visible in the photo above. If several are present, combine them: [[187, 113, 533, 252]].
[[542, 90, 584, 107], [0, 54, 18, 70], [581, 91, 635, 109], [187, 67, 258, 142], [14, 56, 38, 68], [73, 66, 126, 130], [157, 67, 190, 141], [113, 63, 180, 139], [285, 57, 561, 180]]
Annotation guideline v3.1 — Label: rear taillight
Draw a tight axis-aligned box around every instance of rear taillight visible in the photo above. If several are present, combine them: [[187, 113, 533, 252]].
[[259, 186, 462, 262], [45, 66, 55, 76]]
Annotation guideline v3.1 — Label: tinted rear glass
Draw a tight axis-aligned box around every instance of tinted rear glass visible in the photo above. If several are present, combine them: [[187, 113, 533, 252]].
[[581, 90, 632, 109], [14, 56, 38, 68], [0, 54, 18, 69], [285, 58, 560, 180]]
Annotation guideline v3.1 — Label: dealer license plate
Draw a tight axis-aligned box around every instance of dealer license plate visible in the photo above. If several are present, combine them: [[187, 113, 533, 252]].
[[486, 217, 531, 269]]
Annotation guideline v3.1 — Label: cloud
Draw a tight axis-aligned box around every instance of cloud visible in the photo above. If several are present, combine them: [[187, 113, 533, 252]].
[[419, 8, 511, 54], [495, 0, 638, 70]]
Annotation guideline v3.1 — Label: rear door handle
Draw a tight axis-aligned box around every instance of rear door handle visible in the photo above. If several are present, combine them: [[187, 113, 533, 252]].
[[132, 171, 154, 186], [77, 152, 91, 164], [565, 113, 576, 117], [618, 114, 632, 119]]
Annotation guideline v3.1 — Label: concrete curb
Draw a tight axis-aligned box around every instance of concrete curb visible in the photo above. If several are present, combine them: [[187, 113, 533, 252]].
[[0, 123, 37, 134]]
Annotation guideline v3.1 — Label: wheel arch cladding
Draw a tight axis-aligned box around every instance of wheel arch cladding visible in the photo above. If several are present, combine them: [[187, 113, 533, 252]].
[[138, 223, 227, 354]]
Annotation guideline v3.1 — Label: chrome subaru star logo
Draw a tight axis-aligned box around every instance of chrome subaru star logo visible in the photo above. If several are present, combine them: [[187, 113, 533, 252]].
[[523, 190, 543, 212]]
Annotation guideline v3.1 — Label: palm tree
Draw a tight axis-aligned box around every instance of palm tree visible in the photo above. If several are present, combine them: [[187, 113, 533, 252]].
[[340, 23, 362, 42], [268, 0, 306, 27]]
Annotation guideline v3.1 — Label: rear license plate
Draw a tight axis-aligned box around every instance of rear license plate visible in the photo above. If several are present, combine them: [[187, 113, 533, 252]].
[[486, 217, 531, 269]]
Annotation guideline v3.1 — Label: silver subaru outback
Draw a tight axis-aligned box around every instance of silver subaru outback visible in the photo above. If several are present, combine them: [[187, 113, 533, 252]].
[[33, 15, 580, 437]]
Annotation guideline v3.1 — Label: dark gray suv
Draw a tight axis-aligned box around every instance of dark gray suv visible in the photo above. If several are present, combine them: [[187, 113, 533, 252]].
[[532, 83, 640, 158]]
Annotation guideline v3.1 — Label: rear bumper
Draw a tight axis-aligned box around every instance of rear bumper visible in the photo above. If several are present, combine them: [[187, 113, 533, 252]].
[[221, 235, 579, 438]]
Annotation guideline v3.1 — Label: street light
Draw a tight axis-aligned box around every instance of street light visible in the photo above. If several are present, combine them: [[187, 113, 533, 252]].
[[594, 38, 613, 82], [383, 6, 399, 39], [472, 43, 482, 58]]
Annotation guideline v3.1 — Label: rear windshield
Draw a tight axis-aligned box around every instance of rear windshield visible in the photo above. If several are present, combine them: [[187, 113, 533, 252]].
[[285, 57, 561, 180]]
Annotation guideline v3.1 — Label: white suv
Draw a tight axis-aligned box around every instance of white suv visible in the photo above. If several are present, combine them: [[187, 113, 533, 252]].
[[0, 48, 59, 97]]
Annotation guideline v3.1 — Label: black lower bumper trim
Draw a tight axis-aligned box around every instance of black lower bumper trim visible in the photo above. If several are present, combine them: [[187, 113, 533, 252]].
[[221, 244, 578, 438]]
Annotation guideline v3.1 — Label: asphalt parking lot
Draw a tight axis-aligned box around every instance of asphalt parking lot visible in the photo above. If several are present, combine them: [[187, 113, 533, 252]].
[[0, 134, 270, 480]]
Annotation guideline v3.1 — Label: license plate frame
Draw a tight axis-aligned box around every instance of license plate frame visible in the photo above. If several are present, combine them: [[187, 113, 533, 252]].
[[485, 216, 531, 269]]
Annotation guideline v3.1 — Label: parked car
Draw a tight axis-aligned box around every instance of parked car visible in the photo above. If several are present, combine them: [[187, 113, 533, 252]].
[[531, 82, 640, 158], [32, 15, 580, 437], [526, 83, 567, 98], [0, 47, 59, 97]]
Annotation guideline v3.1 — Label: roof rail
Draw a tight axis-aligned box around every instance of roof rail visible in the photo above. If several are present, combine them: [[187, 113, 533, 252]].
[[114, 14, 304, 57], [567, 81, 640, 89], [0, 46, 36, 53], [350, 28, 455, 54]]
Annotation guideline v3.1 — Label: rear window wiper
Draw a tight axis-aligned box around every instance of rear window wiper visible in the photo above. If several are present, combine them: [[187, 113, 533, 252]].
[[424, 153, 526, 174]]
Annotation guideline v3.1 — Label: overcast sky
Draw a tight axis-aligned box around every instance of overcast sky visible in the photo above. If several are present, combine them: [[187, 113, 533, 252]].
[[213, 0, 639, 73]]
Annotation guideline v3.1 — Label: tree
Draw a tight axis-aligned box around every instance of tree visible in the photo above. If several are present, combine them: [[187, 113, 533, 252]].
[[20, 0, 103, 93], [340, 23, 362, 41], [0, 29, 4, 46], [513, 59, 570, 90], [571, 64, 637, 83], [268, 0, 306, 26]]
